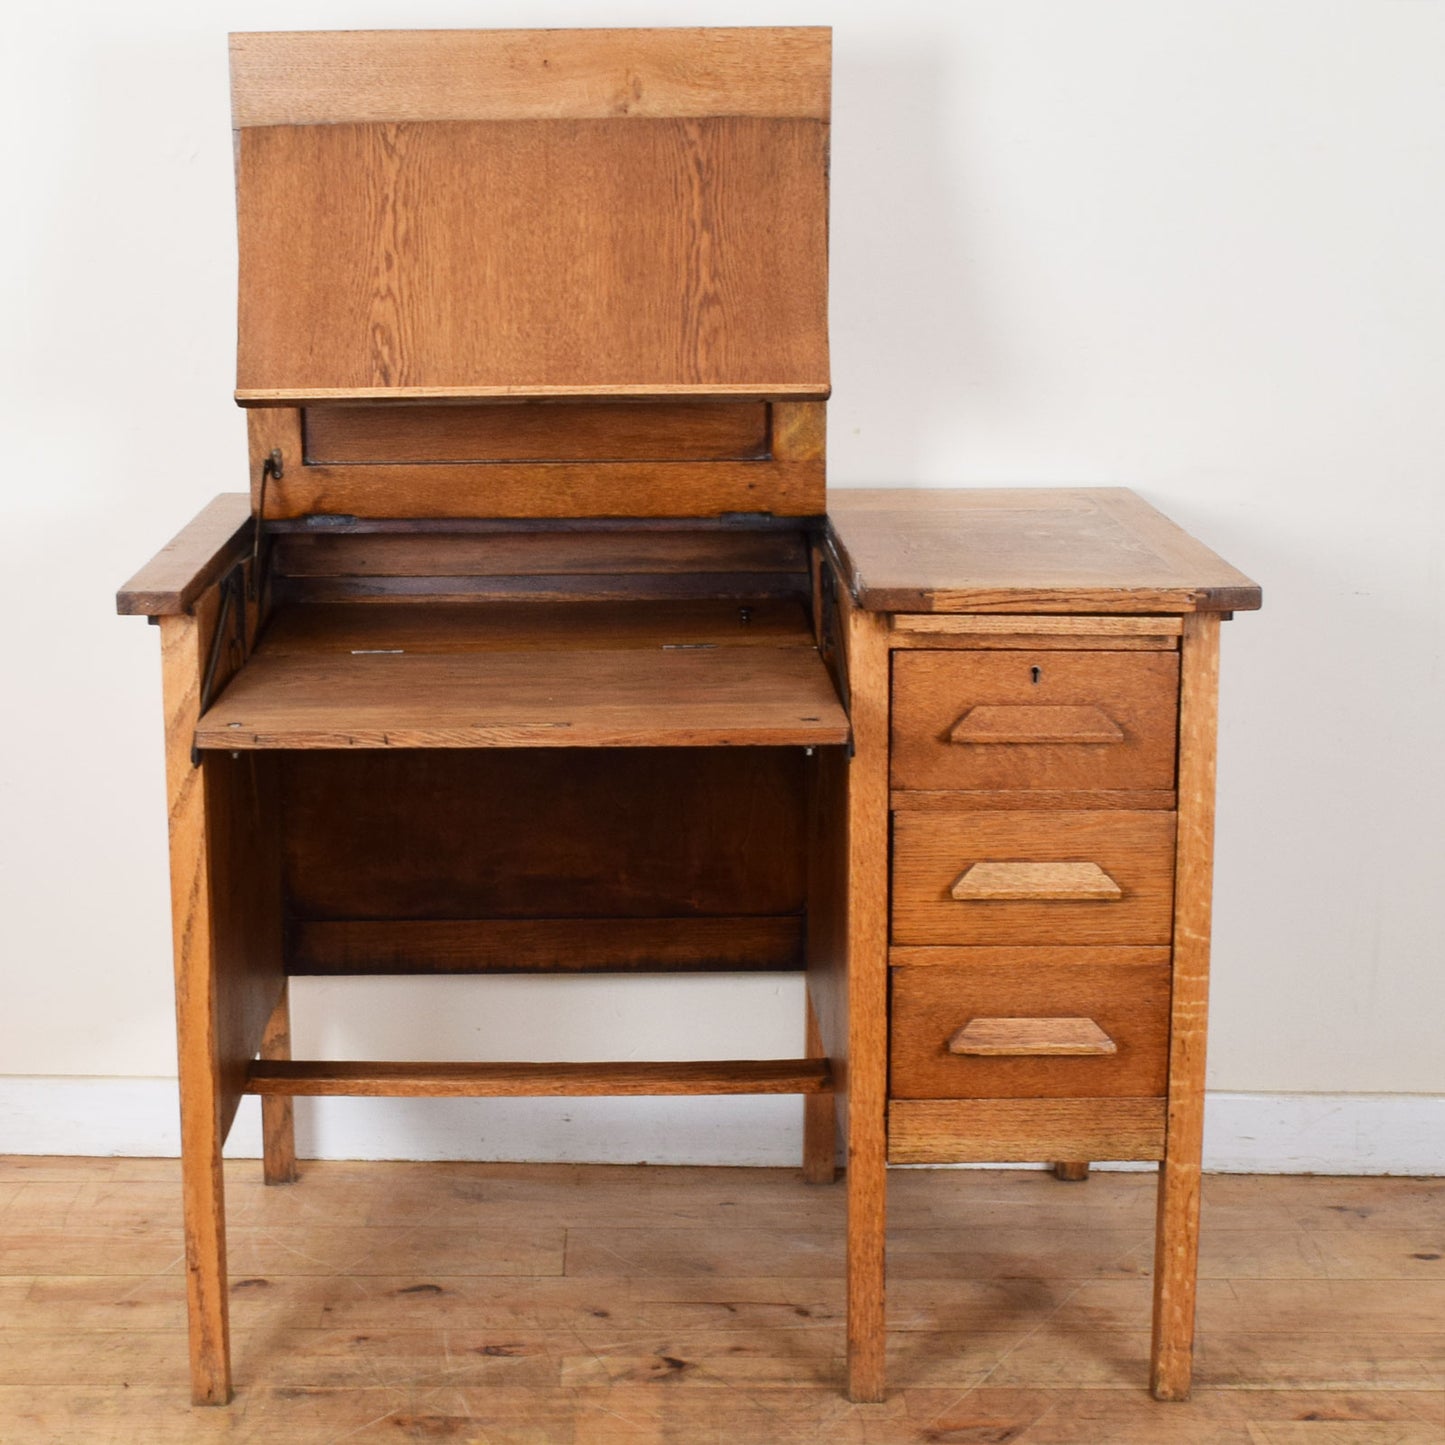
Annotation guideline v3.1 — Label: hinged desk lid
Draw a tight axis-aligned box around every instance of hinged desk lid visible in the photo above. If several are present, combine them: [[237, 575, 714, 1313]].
[[231, 28, 831, 407]]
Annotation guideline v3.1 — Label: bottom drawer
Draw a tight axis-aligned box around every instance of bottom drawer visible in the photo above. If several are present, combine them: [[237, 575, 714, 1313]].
[[888, 1097, 1167, 1164], [889, 953, 1171, 1099]]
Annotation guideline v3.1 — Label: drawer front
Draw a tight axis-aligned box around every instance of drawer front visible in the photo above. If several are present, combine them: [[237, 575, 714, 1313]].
[[889, 955, 1171, 1099], [891, 650, 1179, 793], [891, 810, 1176, 945]]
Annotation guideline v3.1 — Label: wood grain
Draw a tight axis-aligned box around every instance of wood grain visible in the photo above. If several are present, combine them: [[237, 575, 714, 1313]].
[[802, 996, 837, 1184], [230, 27, 832, 127], [270, 530, 808, 581], [827, 489, 1261, 615], [290, 916, 804, 975], [157, 609, 232, 1405], [257, 457, 825, 520], [837, 578, 892, 1402], [892, 649, 1179, 792], [279, 748, 810, 928], [0, 1161, 1437, 1433], [116, 495, 253, 616], [259, 983, 297, 1186], [891, 614, 1184, 638], [1152, 610, 1223, 1401], [195, 643, 849, 750], [887, 1098, 1168, 1164], [950, 861, 1123, 902], [892, 788, 1178, 813], [256, 599, 816, 653], [891, 811, 1177, 947], [244, 1059, 833, 1097], [948, 704, 1125, 744], [236, 118, 828, 400], [302, 401, 770, 464], [947, 1017, 1117, 1057], [889, 958, 1170, 1099]]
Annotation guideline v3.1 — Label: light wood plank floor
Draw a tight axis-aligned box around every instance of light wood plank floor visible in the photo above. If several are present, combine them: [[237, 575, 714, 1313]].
[[0, 1157, 1441, 1443]]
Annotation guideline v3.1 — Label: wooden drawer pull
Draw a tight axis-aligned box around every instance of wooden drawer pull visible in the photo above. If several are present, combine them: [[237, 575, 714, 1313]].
[[948, 704, 1124, 745], [948, 1016, 1118, 1057], [950, 861, 1122, 902]]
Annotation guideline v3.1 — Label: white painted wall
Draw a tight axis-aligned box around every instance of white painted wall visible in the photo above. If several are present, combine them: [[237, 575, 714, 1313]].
[[3, 1, 1442, 1168]]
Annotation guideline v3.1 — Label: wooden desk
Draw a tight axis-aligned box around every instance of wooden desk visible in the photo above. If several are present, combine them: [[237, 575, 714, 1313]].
[[116, 27, 1259, 1408]]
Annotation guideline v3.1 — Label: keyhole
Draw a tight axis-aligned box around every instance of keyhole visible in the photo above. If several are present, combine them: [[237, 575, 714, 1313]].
[[1030, 666, 1042, 685]]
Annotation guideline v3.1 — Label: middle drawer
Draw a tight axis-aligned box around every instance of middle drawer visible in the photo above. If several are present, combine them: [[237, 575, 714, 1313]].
[[892, 810, 1176, 946]]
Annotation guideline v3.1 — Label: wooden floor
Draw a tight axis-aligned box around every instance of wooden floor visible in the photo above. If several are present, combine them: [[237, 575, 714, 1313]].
[[0, 1158, 1441, 1443]]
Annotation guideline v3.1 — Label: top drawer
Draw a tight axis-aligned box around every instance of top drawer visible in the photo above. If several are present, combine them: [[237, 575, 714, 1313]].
[[891, 650, 1180, 793]]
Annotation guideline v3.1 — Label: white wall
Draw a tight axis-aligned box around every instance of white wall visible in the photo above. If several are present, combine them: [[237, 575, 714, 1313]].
[[3, 1, 1442, 1167]]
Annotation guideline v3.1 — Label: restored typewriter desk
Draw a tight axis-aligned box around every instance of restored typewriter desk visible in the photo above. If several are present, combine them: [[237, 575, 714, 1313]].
[[118, 483, 1258, 1405]]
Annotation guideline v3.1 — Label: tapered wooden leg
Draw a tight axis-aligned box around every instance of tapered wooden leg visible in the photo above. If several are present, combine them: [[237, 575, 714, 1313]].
[[261, 981, 298, 1186], [802, 999, 837, 1185], [1151, 613, 1221, 1401], [1052, 1161, 1090, 1181]]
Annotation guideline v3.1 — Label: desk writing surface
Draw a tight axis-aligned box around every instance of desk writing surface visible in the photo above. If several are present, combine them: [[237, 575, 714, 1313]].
[[826, 488, 1261, 614], [194, 599, 849, 750]]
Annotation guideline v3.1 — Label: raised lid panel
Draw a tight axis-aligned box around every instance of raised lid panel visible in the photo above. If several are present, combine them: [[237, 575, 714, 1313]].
[[230, 28, 832, 127], [236, 116, 829, 403]]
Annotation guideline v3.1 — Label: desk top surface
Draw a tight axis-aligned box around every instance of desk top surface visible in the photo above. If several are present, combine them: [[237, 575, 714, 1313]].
[[826, 488, 1261, 615], [194, 599, 849, 752]]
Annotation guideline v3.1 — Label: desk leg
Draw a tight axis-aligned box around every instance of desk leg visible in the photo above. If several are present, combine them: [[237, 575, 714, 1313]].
[[161, 613, 234, 1406], [841, 601, 890, 1404], [802, 999, 837, 1185], [261, 982, 298, 1186], [1151, 612, 1220, 1401]]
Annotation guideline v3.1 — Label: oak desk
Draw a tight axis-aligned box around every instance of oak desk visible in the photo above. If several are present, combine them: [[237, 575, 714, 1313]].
[[115, 26, 1259, 1407]]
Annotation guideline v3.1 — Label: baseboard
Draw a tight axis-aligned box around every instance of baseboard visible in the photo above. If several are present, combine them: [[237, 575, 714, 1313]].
[[0, 1079, 1440, 1174]]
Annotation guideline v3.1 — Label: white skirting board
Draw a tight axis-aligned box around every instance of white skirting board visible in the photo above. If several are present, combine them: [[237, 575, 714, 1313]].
[[0, 1079, 1441, 1175]]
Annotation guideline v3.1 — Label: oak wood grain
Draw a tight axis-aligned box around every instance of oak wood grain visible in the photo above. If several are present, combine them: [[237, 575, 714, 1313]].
[[256, 599, 816, 654], [1152, 611, 1223, 1401], [950, 861, 1123, 902], [892, 648, 1179, 793], [289, 915, 804, 975], [827, 489, 1261, 614], [245, 1058, 833, 1098], [195, 643, 849, 750], [888, 1098, 1168, 1164], [889, 958, 1170, 1099], [279, 747, 810, 928], [302, 401, 770, 464], [259, 983, 297, 1187], [230, 27, 832, 127], [270, 531, 808, 581], [157, 609, 233, 1405], [837, 577, 892, 1402], [116, 496, 253, 616], [257, 457, 825, 521], [891, 811, 1177, 947], [947, 1017, 1118, 1057], [236, 118, 828, 401]]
